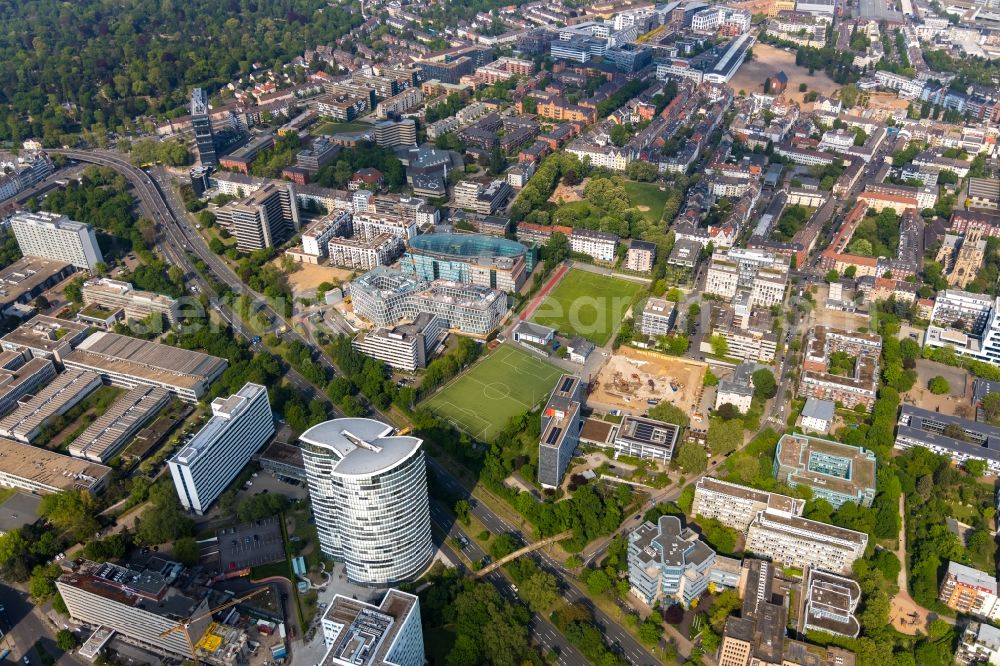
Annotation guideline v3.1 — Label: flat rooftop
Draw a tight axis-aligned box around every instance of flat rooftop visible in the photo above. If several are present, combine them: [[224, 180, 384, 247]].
[[63, 331, 228, 391], [0, 315, 90, 354], [775, 434, 876, 501], [0, 435, 111, 492], [0, 368, 102, 442], [321, 590, 419, 666], [697, 477, 805, 515], [615, 415, 680, 451], [300, 418, 422, 476], [0, 256, 73, 305], [171, 383, 269, 467]]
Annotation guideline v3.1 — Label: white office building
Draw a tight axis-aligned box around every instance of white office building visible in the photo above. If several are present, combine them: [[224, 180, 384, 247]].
[[300, 418, 433, 585], [319, 590, 425, 666], [10, 211, 104, 271], [168, 383, 274, 514]]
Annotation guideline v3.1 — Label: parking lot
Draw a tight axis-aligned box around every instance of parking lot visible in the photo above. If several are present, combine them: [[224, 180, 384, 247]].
[[217, 516, 285, 572]]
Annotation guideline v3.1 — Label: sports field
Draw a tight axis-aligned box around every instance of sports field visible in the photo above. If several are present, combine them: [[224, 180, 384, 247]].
[[531, 269, 644, 345], [624, 181, 667, 224], [422, 345, 562, 441]]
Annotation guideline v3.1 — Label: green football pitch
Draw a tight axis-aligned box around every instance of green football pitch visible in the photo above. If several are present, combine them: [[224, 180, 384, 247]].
[[531, 269, 644, 345], [421, 344, 563, 441]]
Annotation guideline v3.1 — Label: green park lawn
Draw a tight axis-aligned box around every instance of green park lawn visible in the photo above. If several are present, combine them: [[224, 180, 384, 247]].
[[624, 181, 668, 224]]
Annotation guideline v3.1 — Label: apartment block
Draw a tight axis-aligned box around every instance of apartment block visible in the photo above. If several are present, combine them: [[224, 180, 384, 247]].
[[626, 240, 656, 273], [639, 298, 676, 337], [168, 383, 274, 514], [82, 278, 181, 326], [939, 561, 1000, 620], [9, 211, 104, 271], [352, 211, 419, 241], [745, 509, 868, 574], [318, 590, 425, 666], [373, 118, 418, 146], [63, 331, 228, 403], [628, 515, 739, 607], [569, 228, 619, 262], [299, 210, 352, 259], [691, 477, 805, 531], [538, 375, 583, 489], [924, 290, 1000, 367], [351, 313, 445, 372], [773, 433, 876, 508], [799, 326, 881, 411], [895, 404, 1000, 474], [327, 233, 403, 271]]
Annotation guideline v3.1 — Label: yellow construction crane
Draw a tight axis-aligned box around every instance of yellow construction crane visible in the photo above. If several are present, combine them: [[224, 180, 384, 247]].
[[159, 586, 269, 666]]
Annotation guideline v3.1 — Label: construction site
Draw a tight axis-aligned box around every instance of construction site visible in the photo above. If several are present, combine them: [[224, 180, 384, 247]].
[[588, 346, 706, 415]]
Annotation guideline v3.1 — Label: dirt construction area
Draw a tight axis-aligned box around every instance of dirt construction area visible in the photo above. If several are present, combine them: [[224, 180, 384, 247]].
[[282, 263, 356, 295], [590, 346, 706, 415], [729, 43, 840, 104], [901, 359, 976, 418], [549, 180, 585, 204]]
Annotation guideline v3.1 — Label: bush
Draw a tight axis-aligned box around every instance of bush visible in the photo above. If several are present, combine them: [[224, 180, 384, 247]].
[[928, 376, 950, 395]]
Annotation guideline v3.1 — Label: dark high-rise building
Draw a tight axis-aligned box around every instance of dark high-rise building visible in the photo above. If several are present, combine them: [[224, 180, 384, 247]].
[[191, 88, 217, 167]]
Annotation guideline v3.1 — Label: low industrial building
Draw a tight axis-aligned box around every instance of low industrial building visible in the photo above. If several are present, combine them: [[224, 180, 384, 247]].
[[68, 385, 171, 463], [895, 404, 1000, 474], [63, 331, 228, 403], [0, 368, 102, 443], [0, 315, 91, 367], [0, 256, 75, 315], [0, 436, 110, 494]]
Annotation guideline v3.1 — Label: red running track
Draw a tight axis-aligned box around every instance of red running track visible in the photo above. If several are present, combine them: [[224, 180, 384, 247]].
[[520, 264, 569, 321]]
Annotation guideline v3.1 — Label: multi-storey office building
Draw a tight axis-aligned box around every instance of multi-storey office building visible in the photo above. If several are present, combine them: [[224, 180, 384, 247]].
[[351, 313, 445, 371], [613, 415, 682, 463], [296, 136, 340, 174], [327, 233, 403, 271], [168, 383, 273, 514], [745, 509, 868, 574], [628, 515, 738, 607], [691, 477, 806, 531], [69, 385, 170, 463], [802, 568, 861, 638], [301, 418, 433, 585], [0, 315, 90, 367], [191, 88, 218, 166], [373, 118, 418, 147], [538, 375, 583, 489], [9, 211, 104, 271], [56, 560, 217, 659], [401, 233, 529, 292], [82, 278, 182, 326], [0, 368, 102, 443], [453, 180, 514, 216], [319, 590, 425, 666], [773, 434, 877, 508], [63, 331, 227, 403], [214, 182, 301, 252], [350, 267, 509, 337]]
